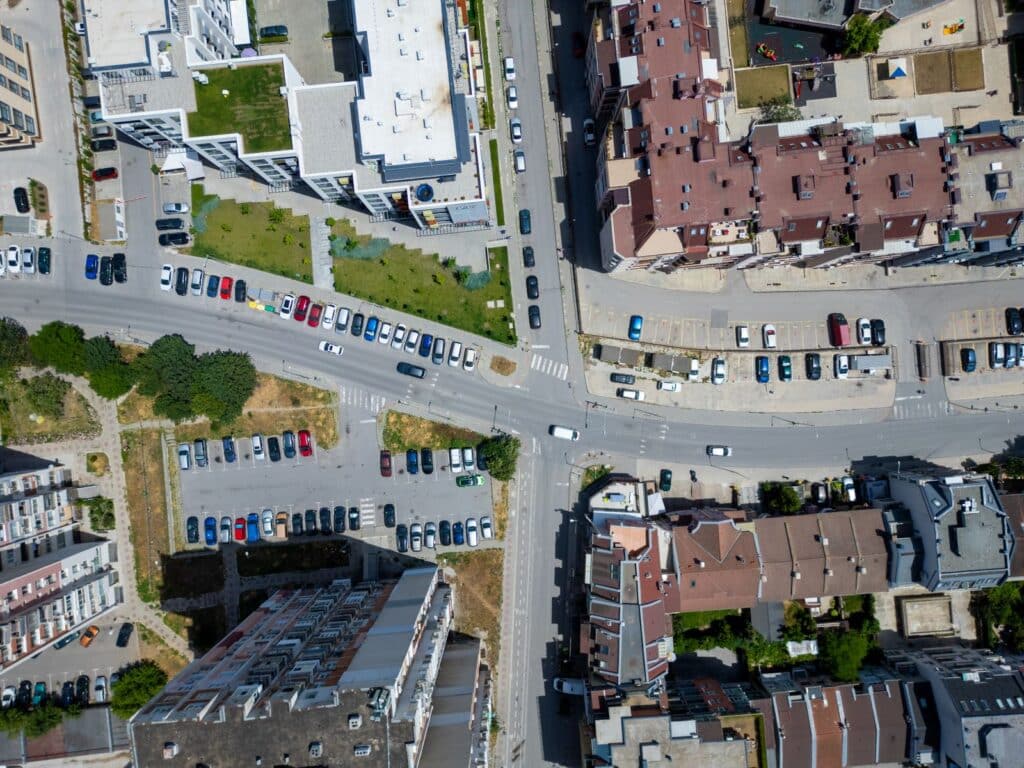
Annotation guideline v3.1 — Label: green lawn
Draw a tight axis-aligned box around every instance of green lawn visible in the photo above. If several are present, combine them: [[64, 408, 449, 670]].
[[331, 221, 516, 344], [734, 65, 791, 109], [187, 63, 292, 153], [188, 184, 312, 282], [489, 138, 505, 226], [726, 0, 749, 66]]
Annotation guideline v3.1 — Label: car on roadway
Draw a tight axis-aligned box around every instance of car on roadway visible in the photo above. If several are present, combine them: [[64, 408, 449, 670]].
[[466, 518, 479, 547], [711, 357, 726, 385], [279, 294, 295, 318], [308, 303, 324, 328], [187, 516, 199, 543], [294, 295, 310, 322], [396, 524, 409, 553], [583, 118, 596, 147], [706, 445, 733, 457], [526, 275, 539, 299], [448, 341, 463, 367], [503, 56, 516, 80], [805, 352, 822, 381], [961, 346, 977, 373], [380, 450, 392, 477], [834, 354, 850, 379], [410, 523, 422, 552], [856, 317, 872, 346], [159, 232, 190, 246], [519, 208, 531, 235], [870, 318, 886, 346], [87, 254, 101, 281], [431, 337, 446, 365], [319, 340, 344, 355], [628, 315, 643, 341], [736, 324, 750, 348], [267, 436, 281, 462], [509, 117, 523, 143], [456, 474, 485, 488], [391, 323, 406, 349], [298, 430, 312, 457], [37, 246, 51, 275], [762, 324, 777, 349], [506, 85, 518, 109], [657, 380, 680, 391], [174, 267, 189, 296], [397, 361, 426, 378], [283, 430, 297, 458], [755, 356, 770, 383], [115, 622, 133, 648], [778, 355, 792, 382], [383, 503, 396, 528], [463, 348, 478, 372], [528, 305, 541, 329]]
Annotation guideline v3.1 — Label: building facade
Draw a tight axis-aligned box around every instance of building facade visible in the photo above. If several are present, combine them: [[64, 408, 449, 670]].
[[0, 24, 40, 149]]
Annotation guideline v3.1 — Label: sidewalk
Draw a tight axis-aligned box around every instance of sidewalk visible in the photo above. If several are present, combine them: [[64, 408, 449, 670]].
[[743, 262, 1024, 292]]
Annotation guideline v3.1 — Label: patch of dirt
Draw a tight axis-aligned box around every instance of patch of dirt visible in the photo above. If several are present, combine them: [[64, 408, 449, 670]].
[[489, 355, 516, 376], [439, 549, 504, 668], [86, 452, 109, 477], [491, 480, 508, 539], [0, 377, 100, 444], [137, 623, 189, 679], [120, 429, 169, 603], [381, 411, 483, 451], [116, 388, 157, 424]]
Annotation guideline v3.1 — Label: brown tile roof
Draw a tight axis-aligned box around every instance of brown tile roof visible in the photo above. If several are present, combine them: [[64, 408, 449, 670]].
[[672, 513, 760, 610], [972, 209, 1023, 240], [755, 510, 889, 601], [871, 681, 908, 763], [810, 689, 843, 768], [999, 493, 1024, 578], [837, 683, 877, 765], [772, 691, 813, 768]]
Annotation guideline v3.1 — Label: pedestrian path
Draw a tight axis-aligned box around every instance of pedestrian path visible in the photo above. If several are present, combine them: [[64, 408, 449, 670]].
[[891, 398, 951, 420], [529, 353, 568, 381], [359, 498, 377, 527], [339, 384, 388, 414]]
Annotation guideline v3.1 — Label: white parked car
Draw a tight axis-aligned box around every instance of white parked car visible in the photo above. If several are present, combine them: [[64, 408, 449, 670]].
[[251, 434, 265, 460], [318, 340, 344, 355], [279, 293, 295, 318], [322, 303, 337, 329], [405, 329, 420, 354], [657, 380, 681, 392], [688, 357, 700, 382], [21, 247, 34, 274], [1, 687, 14, 708], [762, 323, 777, 349], [510, 118, 523, 144], [463, 347, 478, 372], [262, 508, 274, 536], [410, 523, 422, 552], [462, 446, 475, 471], [190, 268, 204, 295], [841, 476, 857, 502], [466, 517, 479, 547], [736, 325, 750, 348], [711, 357, 726, 385], [159, 264, 173, 291], [617, 388, 645, 401], [6, 246, 20, 274], [513, 149, 526, 173], [480, 516, 493, 539], [449, 447, 463, 473], [392, 323, 407, 349], [506, 85, 518, 109], [856, 317, 872, 346], [163, 202, 190, 214], [378, 322, 392, 344], [448, 340, 463, 367], [834, 354, 849, 379], [503, 56, 516, 81]]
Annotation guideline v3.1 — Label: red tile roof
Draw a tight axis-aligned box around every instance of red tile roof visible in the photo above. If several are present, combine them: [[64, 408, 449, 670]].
[[671, 512, 760, 610]]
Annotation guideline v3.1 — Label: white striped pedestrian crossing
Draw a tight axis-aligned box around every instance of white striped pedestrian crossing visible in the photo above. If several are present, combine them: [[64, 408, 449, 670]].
[[339, 385, 387, 414], [892, 401, 949, 420], [359, 498, 377, 526], [530, 354, 568, 381]]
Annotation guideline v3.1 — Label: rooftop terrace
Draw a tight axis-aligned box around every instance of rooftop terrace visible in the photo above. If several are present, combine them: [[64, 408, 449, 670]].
[[186, 62, 292, 153]]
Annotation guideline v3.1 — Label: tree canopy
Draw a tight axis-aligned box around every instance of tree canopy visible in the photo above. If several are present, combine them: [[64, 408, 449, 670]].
[[29, 321, 87, 375], [111, 660, 168, 719], [758, 95, 802, 124], [24, 373, 70, 419], [478, 435, 521, 482], [842, 15, 889, 57], [819, 630, 870, 681], [191, 350, 257, 424], [0, 317, 29, 373], [760, 482, 804, 515]]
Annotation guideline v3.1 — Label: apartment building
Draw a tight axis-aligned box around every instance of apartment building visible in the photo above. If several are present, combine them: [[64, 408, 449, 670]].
[[84, 0, 488, 231], [129, 568, 458, 767], [0, 24, 40, 149]]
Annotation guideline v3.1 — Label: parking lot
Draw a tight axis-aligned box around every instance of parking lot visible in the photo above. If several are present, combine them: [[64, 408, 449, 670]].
[[0, 618, 139, 701], [253, 0, 358, 84], [178, 417, 494, 556], [941, 305, 1021, 342]]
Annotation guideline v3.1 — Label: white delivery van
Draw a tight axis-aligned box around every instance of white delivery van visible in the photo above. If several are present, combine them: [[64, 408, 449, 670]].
[[549, 425, 580, 441]]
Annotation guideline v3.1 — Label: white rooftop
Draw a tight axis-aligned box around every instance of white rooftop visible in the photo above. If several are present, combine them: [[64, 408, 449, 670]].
[[82, 0, 169, 69], [352, 0, 458, 168]]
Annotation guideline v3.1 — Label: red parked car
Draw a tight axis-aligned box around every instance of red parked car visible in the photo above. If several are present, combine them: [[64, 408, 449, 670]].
[[92, 167, 118, 181], [233, 517, 245, 541], [298, 429, 313, 457], [219, 276, 233, 300], [380, 450, 392, 477], [307, 304, 323, 328], [294, 295, 311, 322]]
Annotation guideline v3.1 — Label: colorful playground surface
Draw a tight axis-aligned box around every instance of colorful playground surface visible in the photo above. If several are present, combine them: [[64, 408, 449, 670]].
[[744, 0, 834, 66]]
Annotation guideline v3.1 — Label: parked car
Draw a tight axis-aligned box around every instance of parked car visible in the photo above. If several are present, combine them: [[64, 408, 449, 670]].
[[207, 274, 220, 298], [206, 517, 218, 545], [291, 513, 303, 535], [762, 324, 777, 349], [37, 247, 51, 275], [736, 324, 750, 348], [1008, 308, 1023, 336], [828, 313, 851, 347], [351, 313, 365, 337], [628, 315, 644, 341], [80, 625, 100, 647], [870, 318, 886, 346], [659, 469, 672, 492], [32, 682, 47, 707], [519, 208, 531, 235], [54, 631, 80, 650], [526, 275, 539, 299], [279, 293, 295, 317], [1006, 342, 1019, 369], [418, 332, 434, 358], [462, 447, 475, 471], [294, 295, 311, 322], [262, 509, 274, 537], [222, 435, 236, 463], [463, 348, 478, 372], [308, 303, 324, 327], [383, 503, 396, 528], [805, 352, 822, 381], [378, 321, 392, 344], [163, 202, 190, 214], [251, 434, 265, 460], [430, 337, 445, 365], [834, 354, 850, 379], [503, 56, 516, 80], [336, 307, 351, 333], [193, 438, 207, 468], [304, 509, 317, 534], [657, 380, 680, 391], [617, 388, 645, 400], [219, 276, 233, 300], [174, 267, 189, 296], [507, 84, 519, 109], [610, 372, 636, 385], [404, 328, 420, 353], [380, 450, 392, 477], [811, 482, 828, 505], [528, 305, 541, 329], [583, 118, 596, 146], [115, 622, 133, 648], [711, 357, 726, 385], [91, 138, 117, 152], [391, 322, 406, 348], [348, 506, 360, 531], [856, 317, 872, 346], [509, 117, 523, 143], [439, 520, 452, 546], [267, 436, 281, 462], [990, 342, 1005, 369], [406, 448, 419, 475], [92, 167, 118, 181], [522, 246, 535, 267], [841, 476, 857, 503], [333, 506, 346, 534], [448, 341, 463, 367], [961, 346, 977, 373], [513, 149, 527, 173], [158, 232, 190, 246], [298, 430, 312, 457], [410, 523, 422, 552], [466, 518, 479, 547], [220, 516, 231, 543], [396, 524, 409, 553], [94, 676, 107, 703], [187, 516, 199, 543], [319, 507, 331, 535], [453, 522, 465, 546], [86, 253, 100, 280], [282, 430, 296, 458], [155, 217, 182, 231], [425, 522, 436, 548], [778, 355, 792, 382], [1, 687, 16, 709], [234, 279, 247, 302], [755, 356, 770, 383], [456, 474, 485, 488], [99, 255, 112, 285], [449, 447, 463, 473], [13, 187, 30, 213]]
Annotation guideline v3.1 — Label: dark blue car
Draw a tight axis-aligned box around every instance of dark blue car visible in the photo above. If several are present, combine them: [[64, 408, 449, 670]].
[[406, 448, 419, 475], [453, 521, 465, 545], [204, 516, 217, 546], [628, 315, 643, 341], [363, 316, 379, 342], [84, 254, 98, 279], [755, 355, 770, 384], [246, 512, 260, 543], [419, 333, 434, 358], [206, 274, 219, 297], [222, 436, 236, 463]]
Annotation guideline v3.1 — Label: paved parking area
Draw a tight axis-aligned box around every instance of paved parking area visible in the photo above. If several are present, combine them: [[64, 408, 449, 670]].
[[178, 414, 494, 555], [253, 0, 356, 84], [0, 619, 139, 697], [941, 305, 1018, 341]]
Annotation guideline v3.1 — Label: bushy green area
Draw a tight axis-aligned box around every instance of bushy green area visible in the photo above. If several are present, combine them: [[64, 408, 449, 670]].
[[973, 582, 1024, 650], [760, 482, 804, 515], [0, 701, 79, 739], [81, 496, 116, 532], [111, 661, 168, 719], [186, 64, 292, 152], [478, 435, 520, 481]]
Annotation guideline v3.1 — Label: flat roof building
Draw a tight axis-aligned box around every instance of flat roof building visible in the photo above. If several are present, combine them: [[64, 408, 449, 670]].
[[0, 24, 41, 149]]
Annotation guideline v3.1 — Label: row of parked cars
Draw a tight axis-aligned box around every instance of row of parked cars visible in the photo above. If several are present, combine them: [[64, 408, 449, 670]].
[[298, 295, 479, 373], [396, 515, 493, 552], [3, 244, 51, 275], [84, 252, 126, 284], [160, 263, 248, 301], [177, 430, 314, 470], [2, 674, 105, 710], [378, 446, 487, 486], [156, 203, 191, 246]]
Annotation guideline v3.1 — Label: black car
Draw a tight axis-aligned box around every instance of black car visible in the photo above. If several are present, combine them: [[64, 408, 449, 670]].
[[267, 436, 281, 462], [526, 275, 539, 300], [870, 318, 886, 346], [1007, 307, 1023, 336], [13, 187, 29, 214], [805, 352, 822, 381], [961, 346, 977, 373], [112, 252, 127, 283], [348, 506, 360, 531], [439, 520, 451, 546], [304, 508, 317, 533], [221, 436, 236, 463], [519, 208, 532, 235], [155, 217, 183, 231], [37, 247, 51, 275], [291, 512, 303, 535], [383, 503, 396, 528], [174, 267, 189, 296], [610, 372, 635, 385], [91, 138, 117, 152], [16, 681, 32, 708], [420, 448, 433, 475], [659, 468, 672, 492], [61, 682, 74, 708], [159, 232, 190, 246], [397, 361, 426, 379], [351, 313, 365, 337], [319, 506, 331, 534], [282, 431, 296, 459], [99, 255, 113, 285], [234, 279, 247, 302], [476, 446, 487, 472], [333, 505, 346, 534], [528, 305, 541, 329], [115, 622, 133, 648], [396, 524, 409, 553], [76, 675, 90, 705], [187, 516, 199, 543], [523, 246, 535, 268]]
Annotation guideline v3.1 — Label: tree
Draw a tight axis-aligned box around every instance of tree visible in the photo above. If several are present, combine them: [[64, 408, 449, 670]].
[[191, 350, 257, 423], [88, 363, 135, 399], [842, 15, 888, 57], [111, 660, 168, 719], [0, 317, 29, 373], [29, 321, 87, 375], [83, 335, 121, 372], [133, 335, 197, 421], [819, 630, 869, 681], [24, 373, 71, 419], [781, 603, 817, 641], [478, 435, 521, 482], [82, 497, 115, 531], [758, 95, 802, 124], [760, 482, 804, 515]]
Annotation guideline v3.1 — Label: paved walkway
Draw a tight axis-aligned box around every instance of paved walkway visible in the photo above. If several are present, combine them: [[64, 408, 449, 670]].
[[743, 262, 1024, 292], [8, 375, 192, 659]]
